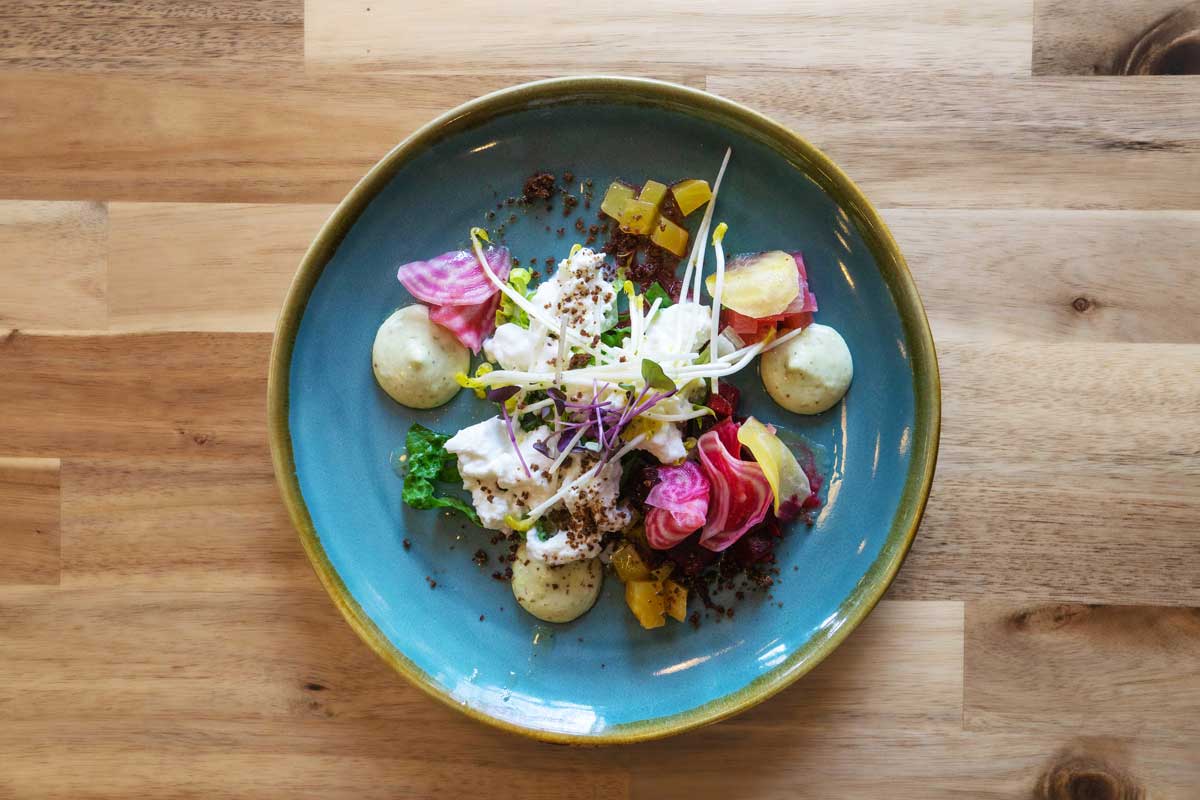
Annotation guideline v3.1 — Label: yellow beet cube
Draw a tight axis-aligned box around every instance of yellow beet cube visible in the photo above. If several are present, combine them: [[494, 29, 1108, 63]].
[[617, 198, 658, 235], [626, 580, 666, 629], [661, 580, 688, 622], [600, 182, 636, 221], [671, 179, 712, 216], [638, 180, 669, 212], [612, 543, 653, 583], [650, 216, 689, 257]]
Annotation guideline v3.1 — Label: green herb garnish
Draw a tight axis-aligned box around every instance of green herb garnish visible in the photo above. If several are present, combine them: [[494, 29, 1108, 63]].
[[601, 326, 630, 349], [644, 281, 674, 309], [495, 267, 534, 328], [400, 424, 478, 523], [640, 358, 676, 392], [535, 518, 554, 541]]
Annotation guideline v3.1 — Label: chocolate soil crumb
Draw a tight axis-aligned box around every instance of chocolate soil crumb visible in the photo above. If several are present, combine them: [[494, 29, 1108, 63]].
[[425, 576, 437, 589], [402, 539, 411, 550], [472, 549, 488, 567], [522, 172, 556, 202], [479, 614, 485, 621]]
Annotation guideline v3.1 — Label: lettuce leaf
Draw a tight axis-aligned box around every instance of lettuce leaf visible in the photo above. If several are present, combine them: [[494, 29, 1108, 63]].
[[401, 424, 478, 523]]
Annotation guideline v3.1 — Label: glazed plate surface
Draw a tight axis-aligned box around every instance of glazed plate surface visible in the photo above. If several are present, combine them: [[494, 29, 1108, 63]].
[[269, 77, 940, 743]]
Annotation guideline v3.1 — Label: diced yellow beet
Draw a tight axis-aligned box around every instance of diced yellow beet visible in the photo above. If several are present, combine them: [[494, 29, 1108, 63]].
[[662, 580, 688, 622], [600, 182, 636, 221], [672, 179, 712, 216], [626, 580, 666, 629], [705, 250, 800, 318], [651, 563, 673, 582], [737, 416, 811, 515], [617, 198, 658, 235], [638, 180, 669, 212], [612, 543, 653, 583], [650, 216, 689, 257]]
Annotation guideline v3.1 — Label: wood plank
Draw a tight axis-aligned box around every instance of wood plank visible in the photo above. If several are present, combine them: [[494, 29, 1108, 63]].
[[306, 0, 1033, 76], [107, 203, 331, 332], [102, 204, 1200, 340], [0, 598, 954, 796], [0, 332, 269, 459], [886, 208, 1200, 344], [1033, 0, 1192, 75], [0, 72, 700, 204], [891, 341, 1200, 605], [965, 602, 1200, 735], [5, 332, 1197, 603], [0, 594, 958, 731], [628, 730, 1200, 799], [0, 457, 60, 585], [0, 201, 106, 331], [59, 457, 304, 589], [0, 0, 302, 73], [707, 72, 1200, 209]]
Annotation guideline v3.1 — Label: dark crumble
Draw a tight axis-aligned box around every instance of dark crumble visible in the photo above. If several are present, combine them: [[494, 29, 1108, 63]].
[[402, 539, 411, 550], [472, 549, 489, 567], [522, 171, 556, 202], [425, 576, 437, 589]]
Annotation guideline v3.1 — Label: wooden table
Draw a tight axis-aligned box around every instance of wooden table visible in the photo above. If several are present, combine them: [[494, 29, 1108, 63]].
[[2, 1, 1198, 797]]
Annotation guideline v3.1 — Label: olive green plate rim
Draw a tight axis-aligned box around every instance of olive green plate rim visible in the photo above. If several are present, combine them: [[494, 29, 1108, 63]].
[[266, 75, 941, 745]]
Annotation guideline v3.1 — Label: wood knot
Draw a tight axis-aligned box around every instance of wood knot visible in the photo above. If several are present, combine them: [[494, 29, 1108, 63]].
[[1008, 603, 1091, 632], [1072, 296, 1093, 313], [1037, 752, 1144, 800], [1116, 2, 1200, 75], [304, 682, 327, 692]]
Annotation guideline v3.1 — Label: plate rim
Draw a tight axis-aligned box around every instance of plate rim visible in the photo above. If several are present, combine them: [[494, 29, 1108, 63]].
[[267, 75, 941, 745]]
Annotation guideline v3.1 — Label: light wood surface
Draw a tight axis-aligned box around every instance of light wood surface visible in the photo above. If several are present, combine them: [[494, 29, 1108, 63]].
[[2, 1, 1199, 797]]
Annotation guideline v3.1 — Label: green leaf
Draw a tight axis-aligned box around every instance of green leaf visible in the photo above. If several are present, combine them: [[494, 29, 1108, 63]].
[[645, 281, 674, 309], [401, 424, 478, 524], [600, 326, 630, 349], [535, 518, 554, 541], [495, 267, 534, 328], [519, 413, 543, 432], [640, 358, 676, 392]]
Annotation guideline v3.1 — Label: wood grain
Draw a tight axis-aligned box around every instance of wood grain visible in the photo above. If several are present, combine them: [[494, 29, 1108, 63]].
[[0, 0, 302, 73], [885, 208, 1200, 344], [965, 602, 1200, 734], [0, 598, 955, 798], [89, 203, 1200, 340], [708, 72, 1200, 209], [0, 72, 702, 204], [0, 201, 106, 331], [3, 0, 1200, 793], [1033, 0, 1193, 75], [59, 457, 304, 590], [629, 730, 1200, 799], [108, 202, 330, 332], [892, 340, 1200, 605], [306, 0, 1033, 76], [0, 331, 270, 459], [0, 457, 60, 584]]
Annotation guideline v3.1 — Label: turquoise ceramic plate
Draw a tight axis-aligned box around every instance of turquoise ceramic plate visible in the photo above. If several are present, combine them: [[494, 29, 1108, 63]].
[[268, 77, 939, 744]]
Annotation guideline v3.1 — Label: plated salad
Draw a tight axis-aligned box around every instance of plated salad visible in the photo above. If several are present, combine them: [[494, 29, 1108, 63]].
[[372, 152, 854, 628]]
